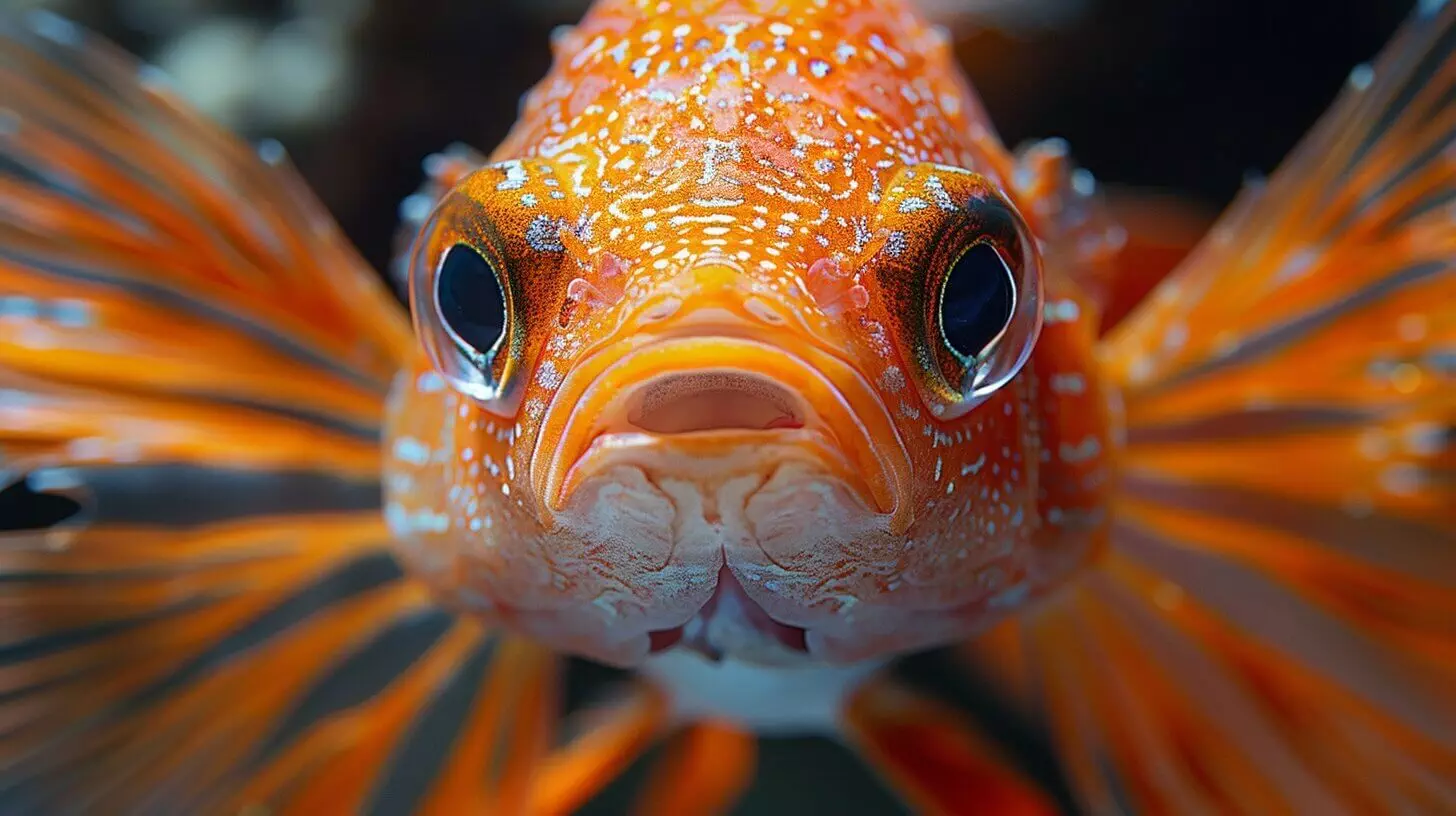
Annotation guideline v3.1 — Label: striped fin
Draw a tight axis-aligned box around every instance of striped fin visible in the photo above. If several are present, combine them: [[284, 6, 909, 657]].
[[530, 683, 670, 815], [0, 13, 567, 814], [971, 2, 1456, 812], [0, 12, 411, 436]]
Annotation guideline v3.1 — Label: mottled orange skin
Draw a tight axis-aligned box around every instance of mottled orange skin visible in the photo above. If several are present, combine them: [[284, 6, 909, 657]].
[[385, 0, 1118, 666]]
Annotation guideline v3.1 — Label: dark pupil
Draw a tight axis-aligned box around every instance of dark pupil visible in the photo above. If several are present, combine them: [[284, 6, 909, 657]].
[[940, 243, 1015, 360], [436, 243, 506, 357]]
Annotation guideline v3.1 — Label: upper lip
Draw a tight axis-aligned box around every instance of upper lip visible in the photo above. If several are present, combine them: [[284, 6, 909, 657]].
[[529, 321, 913, 532]]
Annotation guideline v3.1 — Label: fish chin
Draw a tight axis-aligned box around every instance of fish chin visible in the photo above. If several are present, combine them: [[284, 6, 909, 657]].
[[548, 429, 873, 666], [484, 427, 1029, 668]]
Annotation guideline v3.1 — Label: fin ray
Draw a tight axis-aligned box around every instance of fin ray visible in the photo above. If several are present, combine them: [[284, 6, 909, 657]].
[[0, 14, 571, 815], [975, 2, 1456, 812]]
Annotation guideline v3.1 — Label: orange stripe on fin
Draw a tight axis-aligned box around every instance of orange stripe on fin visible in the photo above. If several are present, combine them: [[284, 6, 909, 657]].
[[530, 682, 670, 816], [632, 719, 757, 816], [841, 677, 1059, 816]]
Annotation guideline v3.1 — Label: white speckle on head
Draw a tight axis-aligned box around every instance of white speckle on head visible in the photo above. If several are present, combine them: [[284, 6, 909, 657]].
[[1043, 299, 1080, 324], [1058, 436, 1101, 464], [526, 214, 567, 252], [1048, 373, 1085, 395], [392, 437, 431, 466], [496, 160, 529, 190], [879, 366, 906, 392]]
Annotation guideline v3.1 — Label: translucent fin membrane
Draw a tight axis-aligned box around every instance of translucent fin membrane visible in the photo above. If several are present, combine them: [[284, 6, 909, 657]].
[[969, 2, 1456, 812], [0, 13, 564, 814]]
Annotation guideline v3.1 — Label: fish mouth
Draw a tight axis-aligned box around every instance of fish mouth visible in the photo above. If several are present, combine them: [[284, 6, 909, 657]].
[[626, 370, 806, 435], [531, 326, 911, 531], [646, 567, 809, 661]]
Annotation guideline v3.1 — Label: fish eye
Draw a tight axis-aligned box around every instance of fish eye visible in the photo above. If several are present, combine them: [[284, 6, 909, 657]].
[[407, 207, 521, 412], [868, 169, 1044, 423], [924, 222, 1041, 420], [938, 242, 1016, 363], [436, 243, 507, 363]]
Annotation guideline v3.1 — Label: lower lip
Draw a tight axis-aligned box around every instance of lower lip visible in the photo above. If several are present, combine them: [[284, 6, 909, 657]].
[[647, 568, 809, 655]]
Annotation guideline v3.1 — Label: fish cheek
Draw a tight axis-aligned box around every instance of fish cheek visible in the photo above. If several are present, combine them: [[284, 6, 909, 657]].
[[387, 161, 590, 594], [381, 358, 537, 616]]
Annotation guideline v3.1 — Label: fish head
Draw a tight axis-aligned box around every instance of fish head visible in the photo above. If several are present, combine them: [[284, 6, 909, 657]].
[[386, 5, 1064, 668]]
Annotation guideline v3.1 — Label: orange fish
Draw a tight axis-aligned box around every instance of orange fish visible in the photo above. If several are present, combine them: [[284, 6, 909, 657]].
[[0, 0, 1452, 813]]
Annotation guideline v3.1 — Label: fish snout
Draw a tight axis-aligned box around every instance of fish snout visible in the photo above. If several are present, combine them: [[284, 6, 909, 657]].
[[529, 264, 912, 528]]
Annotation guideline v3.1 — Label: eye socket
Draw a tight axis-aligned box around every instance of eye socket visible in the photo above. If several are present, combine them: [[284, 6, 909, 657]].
[[436, 243, 507, 361], [939, 243, 1016, 362]]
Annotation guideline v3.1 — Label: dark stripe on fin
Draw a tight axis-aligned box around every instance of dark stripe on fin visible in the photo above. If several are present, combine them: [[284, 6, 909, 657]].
[[1124, 405, 1374, 445], [1348, 7, 1456, 171], [0, 244, 386, 396], [362, 637, 499, 816], [17, 464, 381, 527], [1151, 260, 1443, 392], [0, 595, 215, 667], [1116, 473, 1455, 585], [254, 608, 454, 766], [125, 552, 405, 713]]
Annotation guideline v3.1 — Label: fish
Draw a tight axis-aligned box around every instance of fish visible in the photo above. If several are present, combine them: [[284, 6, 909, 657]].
[[0, 0, 1451, 814]]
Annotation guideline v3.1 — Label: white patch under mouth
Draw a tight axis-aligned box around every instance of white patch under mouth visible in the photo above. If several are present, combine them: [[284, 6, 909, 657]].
[[626, 370, 806, 434]]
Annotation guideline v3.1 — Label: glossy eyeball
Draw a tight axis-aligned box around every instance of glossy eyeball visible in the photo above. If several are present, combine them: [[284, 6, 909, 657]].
[[865, 165, 1042, 422], [939, 242, 1016, 362], [922, 189, 1043, 420], [437, 243, 507, 362], [408, 211, 520, 413]]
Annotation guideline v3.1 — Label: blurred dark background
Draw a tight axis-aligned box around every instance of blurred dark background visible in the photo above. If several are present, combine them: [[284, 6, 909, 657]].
[[3, 0, 1411, 812]]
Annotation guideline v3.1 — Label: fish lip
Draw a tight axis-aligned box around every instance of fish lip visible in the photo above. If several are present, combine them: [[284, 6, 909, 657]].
[[649, 567, 811, 661], [530, 326, 912, 531]]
